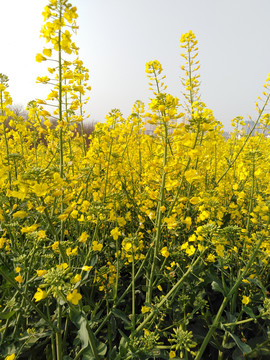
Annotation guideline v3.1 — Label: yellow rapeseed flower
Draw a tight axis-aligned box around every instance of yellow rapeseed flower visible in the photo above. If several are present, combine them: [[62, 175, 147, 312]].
[[36, 270, 47, 277], [0, 237, 5, 249], [66, 247, 78, 256], [34, 288, 48, 302], [92, 241, 103, 252], [161, 246, 170, 258], [242, 295, 250, 305], [186, 245, 196, 256], [15, 275, 23, 284], [67, 289, 82, 305], [12, 210, 28, 219], [71, 274, 81, 284], [206, 254, 216, 263], [56, 263, 69, 270], [78, 231, 89, 243], [21, 224, 39, 234], [141, 305, 151, 314], [36, 53, 47, 62], [43, 48, 52, 57], [110, 227, 121, 240], [4, 354, 15, 360], [82, 265, 93, 271], [52, 241, 59, 251], [216, 244, 225, 257]]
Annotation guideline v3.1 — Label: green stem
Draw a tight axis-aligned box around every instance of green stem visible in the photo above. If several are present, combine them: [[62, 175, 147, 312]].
[[1, 91, 12, 188], [79, 92, 87, 156], [58, 24, 63, 179], [113, 237, 120, 302], [94, 250, 149, 336], [42, 201, 68, 263], [215, 93, 270, 186], [56, 304, 62, 360], [246, 158, 255, 234], [131, 248, 136, 335], [107, 299, 112, 355], [223, 317, 256, 327], [136, 251, 204, 333], [195, 232, 266, 360], [146, 115, 168, 304], [0, 267, 58, 332]]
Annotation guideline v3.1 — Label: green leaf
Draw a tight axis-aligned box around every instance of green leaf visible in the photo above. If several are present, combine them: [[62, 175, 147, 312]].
[[97, 342, 107, 356], [232, 348, 246, 360], [82, 347, 95, 360], [228, 332, 252, 355], [70, 309, 106, 359], [0, 310, 16, 320], [242, 305, 256, 319], [211, 281, 225, 296], [111, 308, 131, 326], [225, 310, 237, 323], [69, 310, 89, 349], [82, 342, 107, 360]]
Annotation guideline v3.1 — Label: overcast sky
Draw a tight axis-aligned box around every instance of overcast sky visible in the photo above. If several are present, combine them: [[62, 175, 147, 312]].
[[1, 0, 270, 130]]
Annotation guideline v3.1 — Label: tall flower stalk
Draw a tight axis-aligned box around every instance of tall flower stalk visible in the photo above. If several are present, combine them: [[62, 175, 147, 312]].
[[144, 60, 181, 304], [0, 74, 13, 188]]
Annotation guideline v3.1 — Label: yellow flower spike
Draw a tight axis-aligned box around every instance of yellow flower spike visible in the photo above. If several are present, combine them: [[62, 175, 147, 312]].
[[67, 289, 82, 305]]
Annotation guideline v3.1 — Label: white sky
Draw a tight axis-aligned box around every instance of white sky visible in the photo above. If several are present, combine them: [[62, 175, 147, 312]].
[[1, 0, 270, 130]]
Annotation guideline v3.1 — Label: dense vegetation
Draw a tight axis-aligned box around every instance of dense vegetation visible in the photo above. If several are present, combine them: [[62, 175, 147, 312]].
[[1, 1, 270, 359]]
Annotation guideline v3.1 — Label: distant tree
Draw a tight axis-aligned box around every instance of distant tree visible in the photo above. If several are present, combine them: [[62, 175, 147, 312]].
[[8, 104, 28, 119]]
